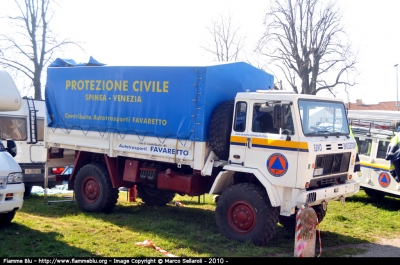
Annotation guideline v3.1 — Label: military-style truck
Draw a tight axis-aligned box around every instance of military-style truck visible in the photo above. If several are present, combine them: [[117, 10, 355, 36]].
[[44, 58, 360, 245]]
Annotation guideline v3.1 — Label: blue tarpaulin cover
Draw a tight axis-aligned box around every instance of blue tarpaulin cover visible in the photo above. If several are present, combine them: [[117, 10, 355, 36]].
[[45, 58, 274, 141]]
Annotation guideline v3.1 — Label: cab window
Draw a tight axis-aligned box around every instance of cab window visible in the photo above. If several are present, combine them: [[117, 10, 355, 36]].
[[234, 102, 247, 132], [0, 116, 27, 141], [252, 103, 279, 134], [37, 119, 44, 141], [282, 104, 294, 135], [377, 140, 389, 159], [355, 137, 372, 156]]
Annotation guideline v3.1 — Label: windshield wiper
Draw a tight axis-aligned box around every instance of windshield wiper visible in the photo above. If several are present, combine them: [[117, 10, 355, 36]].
[[310, 130, 331, 134], [331, 132, 348, 138], [306, 132, 329, 138]]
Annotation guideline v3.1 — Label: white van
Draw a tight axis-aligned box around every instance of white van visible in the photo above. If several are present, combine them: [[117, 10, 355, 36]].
[[0, 67, 24, 227], [0, 139, 24, 226], [348, 110, 400, 199], [0, 97, 67, 196]]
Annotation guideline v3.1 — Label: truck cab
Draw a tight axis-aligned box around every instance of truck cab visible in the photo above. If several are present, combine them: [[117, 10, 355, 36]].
[[0, 67, 24, 227], [212, 91, 359, 217], [44, 60, 360, 245]]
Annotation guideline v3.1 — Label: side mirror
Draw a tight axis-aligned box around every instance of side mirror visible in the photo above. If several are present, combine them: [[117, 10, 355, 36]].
[[6, 139, 17, 157], [273, 104, 285, 129]]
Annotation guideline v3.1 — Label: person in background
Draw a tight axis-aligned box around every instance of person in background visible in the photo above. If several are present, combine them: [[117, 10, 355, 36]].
[[385, 126, 400, 183]]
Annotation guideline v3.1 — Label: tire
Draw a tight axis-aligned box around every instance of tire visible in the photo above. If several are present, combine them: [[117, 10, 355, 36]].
[[215, 183, 279, 246], [136, 185, 176, 206], [24, 186, 32, 197], [364, 188, 385, 200], [312, 204, 327, 224], [278, 215, 296, 230], [279, 204, 327, 231], [0, 211, 16, 227], [209, 100, 234, 160], [74, 163, 119, 213]]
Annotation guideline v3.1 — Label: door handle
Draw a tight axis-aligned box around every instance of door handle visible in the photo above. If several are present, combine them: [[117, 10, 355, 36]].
[[247, 137, 251, 149]]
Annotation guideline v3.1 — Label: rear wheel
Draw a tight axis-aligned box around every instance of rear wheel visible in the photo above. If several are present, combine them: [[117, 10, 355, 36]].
[[74, 163, 119, 213], [364, 188, 385, 200], [137, 185, 176, 206], [215, 183, 278, 246], [0, 211, 16, 227]]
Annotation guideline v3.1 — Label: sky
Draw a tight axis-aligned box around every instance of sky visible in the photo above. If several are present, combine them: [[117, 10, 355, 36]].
[[1, 0, 400, 104]]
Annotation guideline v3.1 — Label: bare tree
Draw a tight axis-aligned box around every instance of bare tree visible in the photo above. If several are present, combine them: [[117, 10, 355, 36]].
[[0, 0, 81, 99], [202, 13, 245, 62], [257, 0, 357, 95]]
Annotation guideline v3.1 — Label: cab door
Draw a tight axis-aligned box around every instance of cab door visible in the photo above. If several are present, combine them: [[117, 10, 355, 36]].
[[354, 136, 373, 184], [369, 139, 392, 191], [244, 101, 298, 187]]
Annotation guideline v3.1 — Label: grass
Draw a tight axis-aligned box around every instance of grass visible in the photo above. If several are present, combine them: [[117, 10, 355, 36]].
[[0, 189, 399, 257]]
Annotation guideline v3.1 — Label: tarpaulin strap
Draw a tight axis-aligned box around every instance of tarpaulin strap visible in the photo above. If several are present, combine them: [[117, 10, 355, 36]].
[[135, 239, 177, 257]]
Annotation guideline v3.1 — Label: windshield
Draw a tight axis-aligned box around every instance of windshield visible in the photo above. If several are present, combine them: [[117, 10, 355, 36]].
[[298, 99, 349, 136]]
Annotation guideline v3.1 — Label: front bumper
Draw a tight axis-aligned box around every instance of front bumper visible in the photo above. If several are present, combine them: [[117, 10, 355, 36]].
[[296, 181, 360, 208], [0, 183, 24, 213]]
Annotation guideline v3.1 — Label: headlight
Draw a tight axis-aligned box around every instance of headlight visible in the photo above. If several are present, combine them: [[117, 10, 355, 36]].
[[7, 172, 23, 183]]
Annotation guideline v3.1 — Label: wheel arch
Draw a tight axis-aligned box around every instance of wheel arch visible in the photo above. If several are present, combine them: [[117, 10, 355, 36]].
[[73, 162, 119, 213], [71, 151, 131, 189], [209, 166, 281, 207]]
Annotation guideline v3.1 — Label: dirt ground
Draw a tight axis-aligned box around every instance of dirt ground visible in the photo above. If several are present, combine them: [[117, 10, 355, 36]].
[[347, 238, 400, 257], [272, 237, 400, 257], [316, 237, 400, 257]]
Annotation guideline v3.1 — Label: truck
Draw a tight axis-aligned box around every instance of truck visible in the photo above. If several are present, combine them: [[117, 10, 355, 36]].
[[0, 97, 69, 196], [44, 58, 360, 245], [348, 110, 400, 199], [0, 67, 24, 227]]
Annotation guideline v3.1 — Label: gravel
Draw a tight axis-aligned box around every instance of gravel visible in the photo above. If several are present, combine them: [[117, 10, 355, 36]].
[[271, 237, 400, 257], [348, 238, 400, 257]]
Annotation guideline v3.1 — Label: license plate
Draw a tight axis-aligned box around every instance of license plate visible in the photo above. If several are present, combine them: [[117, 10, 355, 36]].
[[314, 168, 323, 176], [25, 169, 42, 174]]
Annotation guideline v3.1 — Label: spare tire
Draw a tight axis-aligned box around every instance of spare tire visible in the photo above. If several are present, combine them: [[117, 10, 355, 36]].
[[209, 100, 234, 160]]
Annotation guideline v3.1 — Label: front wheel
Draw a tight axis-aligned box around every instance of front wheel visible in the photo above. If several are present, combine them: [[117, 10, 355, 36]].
[[364, 188, 385, 200], [279, 204, 327, 231], [0, 211, 16, 227], [215, 183, 279, 246], [74, 163, 119, 213], [24, 186, 32, 197]]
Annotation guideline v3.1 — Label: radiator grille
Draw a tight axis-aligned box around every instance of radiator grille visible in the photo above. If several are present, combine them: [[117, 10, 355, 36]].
[[306, 192, 316, 203], [314, 152, 351, 176]]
